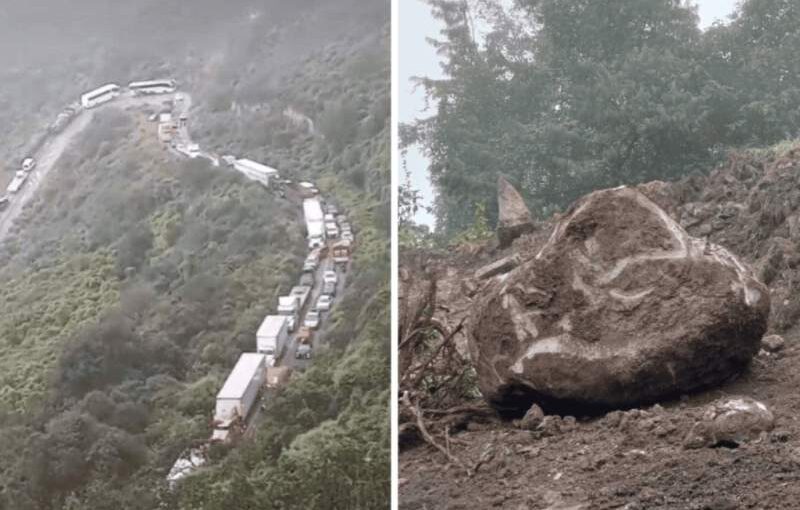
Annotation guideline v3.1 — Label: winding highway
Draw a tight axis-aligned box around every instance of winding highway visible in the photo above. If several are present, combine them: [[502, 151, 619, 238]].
[[0, 85, 354, 481]]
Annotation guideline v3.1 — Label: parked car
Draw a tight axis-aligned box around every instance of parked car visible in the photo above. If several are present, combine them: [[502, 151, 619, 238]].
[[304, 309, 321, 329], [323, 281, 337, 297], [21, 157, 36, 172], [326, 204, 339, 215], [316, 294, 333, 311], [323, 270, 338, 285], [296, 343, 312, 359], [296, 327, 313, 359], [303, 259, 317, 273], [324, 213, 336, 223]]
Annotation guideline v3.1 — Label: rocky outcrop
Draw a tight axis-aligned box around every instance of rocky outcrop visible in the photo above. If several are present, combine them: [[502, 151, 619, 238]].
[[467, 186, 770, 414], [497, 175, 534, 247]]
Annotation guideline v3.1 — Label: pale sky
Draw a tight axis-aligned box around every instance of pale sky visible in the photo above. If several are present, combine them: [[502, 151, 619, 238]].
[[400, 0, 741, 228]]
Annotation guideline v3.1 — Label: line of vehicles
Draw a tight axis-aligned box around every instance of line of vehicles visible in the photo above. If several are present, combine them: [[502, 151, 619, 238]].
[[5, 78, 355, 486], [0, 157, 37, 210], [2, 79, 178, 212], [207, 201, 351, 447], [151, 82, 356, 486]]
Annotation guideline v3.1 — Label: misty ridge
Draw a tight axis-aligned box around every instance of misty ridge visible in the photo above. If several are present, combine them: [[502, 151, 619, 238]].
[[0, 0, 387, 166]]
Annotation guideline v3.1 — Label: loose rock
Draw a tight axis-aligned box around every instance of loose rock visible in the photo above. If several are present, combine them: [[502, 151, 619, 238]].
[[684, 396, 774, 448], [761, 334, 785, 352], [520, 403, 545, 430], [468, 186, 770, 414]]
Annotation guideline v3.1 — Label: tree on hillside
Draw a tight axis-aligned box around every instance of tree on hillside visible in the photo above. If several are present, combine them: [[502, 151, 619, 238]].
[[407, 0, 800, 237]]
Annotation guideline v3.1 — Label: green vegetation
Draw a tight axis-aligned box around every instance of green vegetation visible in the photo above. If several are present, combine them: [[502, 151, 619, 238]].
[[404, 0, 800, 237], [170, 13, 391, 509], [0, 102, 307, 507], [0, 0, 389, 504]]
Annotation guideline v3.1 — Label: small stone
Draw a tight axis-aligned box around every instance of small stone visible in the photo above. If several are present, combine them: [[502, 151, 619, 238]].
[[561, 416, 577, 431], [771, 429, 791, 443], [537, 415, 562, 436], [601, 410, 623, 428], [461, 278, 478, 297], [519, 403, 545, 430], [762, 334, 785, 352]]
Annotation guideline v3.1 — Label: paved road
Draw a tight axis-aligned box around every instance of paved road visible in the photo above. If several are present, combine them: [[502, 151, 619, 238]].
[[282, 254, 350, 369], [0, 93, 186, 241]]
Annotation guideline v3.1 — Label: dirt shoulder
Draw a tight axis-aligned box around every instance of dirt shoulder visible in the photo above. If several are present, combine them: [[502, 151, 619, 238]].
[[401, 338, 800, 509]]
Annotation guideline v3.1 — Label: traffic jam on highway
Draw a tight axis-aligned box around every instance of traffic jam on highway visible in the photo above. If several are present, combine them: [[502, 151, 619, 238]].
[[0, 79, 355, 485]]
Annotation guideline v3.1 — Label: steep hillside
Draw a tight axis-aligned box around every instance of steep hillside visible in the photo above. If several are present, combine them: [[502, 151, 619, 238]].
[[0, 0, 389, 508], [170, 4, 391, 508]]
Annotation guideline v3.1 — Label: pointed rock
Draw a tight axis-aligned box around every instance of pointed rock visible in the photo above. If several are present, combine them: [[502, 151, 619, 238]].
[[497, 175, 534, 247]]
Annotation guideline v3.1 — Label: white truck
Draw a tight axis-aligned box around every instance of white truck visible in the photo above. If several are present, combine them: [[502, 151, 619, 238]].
[[213, 353, 266, 436], [289, 285, 312, 310], [256, 315, 289, 365], [175, 142, 201, 158], [303, 198, 326, 248], [277, 296, 299, 332]]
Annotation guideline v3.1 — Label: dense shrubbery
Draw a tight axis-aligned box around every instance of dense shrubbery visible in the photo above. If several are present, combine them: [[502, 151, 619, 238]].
[[406, 0, 800, 236], [0, 103, 305, 507], [0, 0, 388, 507]]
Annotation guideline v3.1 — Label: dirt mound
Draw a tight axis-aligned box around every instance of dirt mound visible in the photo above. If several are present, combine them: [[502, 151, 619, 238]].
[[468, 187, 769, 414]]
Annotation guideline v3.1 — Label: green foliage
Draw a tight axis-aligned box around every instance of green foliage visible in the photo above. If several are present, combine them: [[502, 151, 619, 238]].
[[0, 107, 304, 507], [450, 202, 492, 245], [409, 0, 800, 237], [0, 3, 389, 509]]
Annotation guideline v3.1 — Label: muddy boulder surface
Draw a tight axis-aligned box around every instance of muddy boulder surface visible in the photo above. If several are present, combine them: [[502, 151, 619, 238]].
[[468, 186, 770, 414]]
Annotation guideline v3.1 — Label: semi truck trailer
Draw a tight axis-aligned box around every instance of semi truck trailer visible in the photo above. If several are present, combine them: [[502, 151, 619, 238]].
[[256, 315, 289, 365]]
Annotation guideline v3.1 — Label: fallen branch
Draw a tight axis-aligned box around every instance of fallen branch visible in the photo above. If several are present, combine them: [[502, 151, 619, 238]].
[[402, 391, 472, 477], [404, 319, 465, 387]]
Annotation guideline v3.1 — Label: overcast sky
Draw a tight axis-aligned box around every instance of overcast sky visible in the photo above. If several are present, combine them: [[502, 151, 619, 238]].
[[400, 0, 741, 228]]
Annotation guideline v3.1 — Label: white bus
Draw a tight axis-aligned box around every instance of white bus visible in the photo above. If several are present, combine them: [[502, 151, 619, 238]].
[[128, 79, 177, 96], [232, 158, 278, 187], [80, 83, 121, 109]]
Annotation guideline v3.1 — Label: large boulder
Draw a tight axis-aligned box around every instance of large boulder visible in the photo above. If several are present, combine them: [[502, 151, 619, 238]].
[[467, 186, 770, 414], [497, 175, 534, 247]]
